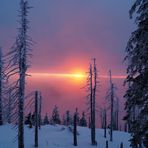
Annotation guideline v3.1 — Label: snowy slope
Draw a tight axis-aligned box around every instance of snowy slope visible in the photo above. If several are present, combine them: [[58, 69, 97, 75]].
[[0, 124, 131, 148]]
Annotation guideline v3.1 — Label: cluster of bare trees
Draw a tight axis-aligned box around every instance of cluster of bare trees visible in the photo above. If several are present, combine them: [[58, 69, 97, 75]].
[[85, 59, 121, 146], [101, 70, 120, 141]]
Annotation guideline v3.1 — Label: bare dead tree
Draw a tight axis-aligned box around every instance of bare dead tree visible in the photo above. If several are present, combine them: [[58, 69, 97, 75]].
[[38, 92, 42, 129], [109, 70, 114, 142], [104, 71, 120, 138], [114, 97, 119, 130], [18, 1, 31, 147], [104, 70, 116, 141], [85, 58, 98, 145], [35, 91, 39, 147], [89, 63, 94, 145], [92, 58, 97, 145], [73, 108, 78, 146], [104, 108, 107, 138], [5, 0, 32, 147]]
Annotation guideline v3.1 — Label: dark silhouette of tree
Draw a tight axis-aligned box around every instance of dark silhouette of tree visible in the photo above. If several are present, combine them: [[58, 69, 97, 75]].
[[63, 110, 72, 126], [73, 108, 78, 146], [50, 105, 61, 125], [124, 0, 148, 147], [86, 58, 98, 145], [105, 70, 119, 141], [35, 91, 39, 147], [92, 58, 97, 145], [88, 63, 94, 144], [109, 70, 114, 142], [25, 113, 32, 128], [114, 97, 119, 130], [79, 111, 87, 127], [43, 113, 49, 125], [38, 92, 42, 129]]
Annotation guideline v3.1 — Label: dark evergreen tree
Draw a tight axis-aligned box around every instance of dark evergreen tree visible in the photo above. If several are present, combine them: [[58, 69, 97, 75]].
[[25, 113, 32, 128], [124, 0, 148, 147], [76, 110, 80, 125], [43, 113, 49, 125], [64, 110, 72, 126], [50, 105, 61, 125], [31, 113, 35, 126], [79, 112, 87, 127]]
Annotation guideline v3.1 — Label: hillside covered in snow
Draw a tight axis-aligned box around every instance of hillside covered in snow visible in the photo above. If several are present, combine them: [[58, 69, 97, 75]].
[[0, 124, 131, 148]]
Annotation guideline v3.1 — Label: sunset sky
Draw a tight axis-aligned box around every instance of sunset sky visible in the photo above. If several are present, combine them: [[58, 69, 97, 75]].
[[0, 0, 134, 126]]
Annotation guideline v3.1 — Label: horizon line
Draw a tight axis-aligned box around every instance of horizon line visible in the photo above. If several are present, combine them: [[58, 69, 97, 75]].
[[28, 72, 126, 79]]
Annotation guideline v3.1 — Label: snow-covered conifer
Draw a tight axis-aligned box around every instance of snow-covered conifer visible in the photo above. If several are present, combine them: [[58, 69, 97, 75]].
[[124, 0, 148, 147]]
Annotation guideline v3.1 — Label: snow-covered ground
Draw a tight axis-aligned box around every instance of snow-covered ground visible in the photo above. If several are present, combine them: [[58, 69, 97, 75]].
[[0, 124, 131, 148]]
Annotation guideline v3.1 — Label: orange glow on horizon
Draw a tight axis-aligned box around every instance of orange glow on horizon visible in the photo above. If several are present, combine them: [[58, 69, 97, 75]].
[[28, 72, 86, 78], [28, 72, 86, 84], [28, 72, 126, 79]]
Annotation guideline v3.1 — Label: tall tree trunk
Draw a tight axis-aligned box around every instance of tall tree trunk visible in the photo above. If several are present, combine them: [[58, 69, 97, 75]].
[[73, 108, 78, 146], [104, 109, 107, 138], [18, 1, 29, 147], [35, 91, 39, 147], [18, 48, 26, 148], [106, 141, 108, 148], [89, 64, 94, 145], [92, 58, 97, 145], [39, 92, 42, 129], [100, 109, 103, 128], [18, 72, 25, 148], [109, 70, 114, 142], [116, 98, 119, 130]]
